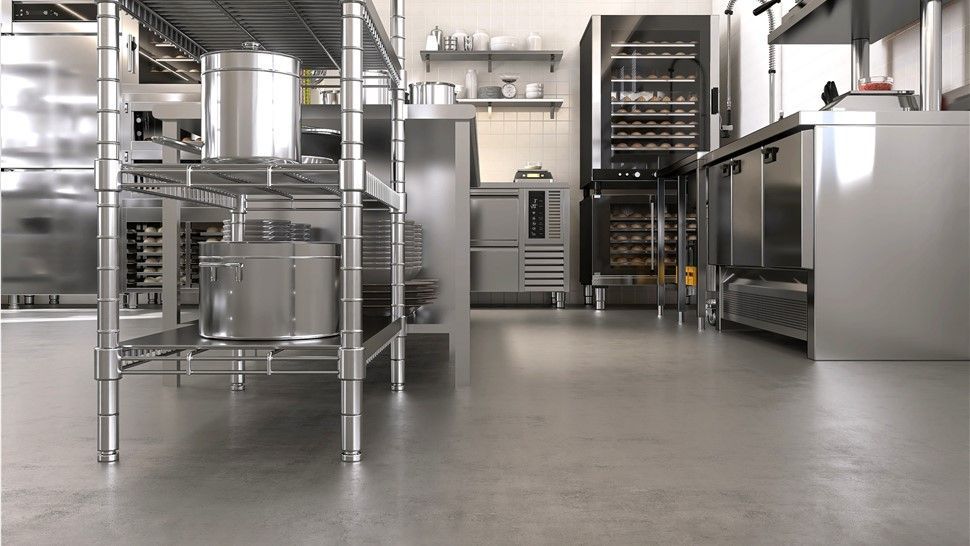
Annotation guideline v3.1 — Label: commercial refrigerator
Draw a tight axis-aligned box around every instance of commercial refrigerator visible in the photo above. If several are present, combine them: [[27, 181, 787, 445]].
[[0, 1, 141, 301], [579, 15, 718, 309]]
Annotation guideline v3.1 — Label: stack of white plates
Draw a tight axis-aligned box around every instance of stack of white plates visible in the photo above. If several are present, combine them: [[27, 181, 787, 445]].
[[362, 278, 440, 316], [490, 36, 519, 51], [362, 212, 423, 283], [525, 83, 543, 99], [221, 219, 312, 242]]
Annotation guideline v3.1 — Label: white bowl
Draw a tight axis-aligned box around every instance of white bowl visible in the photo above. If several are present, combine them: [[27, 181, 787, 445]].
[[490, 36, 519, 50], [526, 91, 544, 99]]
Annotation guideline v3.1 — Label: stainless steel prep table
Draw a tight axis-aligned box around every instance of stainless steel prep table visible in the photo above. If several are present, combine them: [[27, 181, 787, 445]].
[[697, 110, 970, 360]]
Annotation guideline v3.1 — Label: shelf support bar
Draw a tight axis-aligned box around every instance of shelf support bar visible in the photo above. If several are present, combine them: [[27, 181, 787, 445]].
[[390, 0, 407, 392], [228, 196, 247, 391], [339, 0, 367, 463], [487, 54, 492, 73], [95, 0, 122, 464], [550, 53, 555, 73]]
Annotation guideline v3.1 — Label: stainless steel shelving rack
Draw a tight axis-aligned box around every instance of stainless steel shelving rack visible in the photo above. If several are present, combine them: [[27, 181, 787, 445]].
[[95, 0, 409, 463]]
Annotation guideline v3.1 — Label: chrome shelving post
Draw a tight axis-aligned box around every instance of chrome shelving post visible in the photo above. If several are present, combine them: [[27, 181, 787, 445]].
[[389, 0, 407, 392], [95, 0, 122, 463], [229, 195, 247, 392], [339, 0, 367, 463]]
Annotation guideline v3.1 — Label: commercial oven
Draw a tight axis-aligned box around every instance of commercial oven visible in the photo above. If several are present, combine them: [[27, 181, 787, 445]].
[[579, 15, 717, 309], [470, 183, 570, 307]]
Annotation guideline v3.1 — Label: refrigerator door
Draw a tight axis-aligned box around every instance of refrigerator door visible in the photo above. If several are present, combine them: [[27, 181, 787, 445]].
[[0, 34, 98, 168], [1, 169, 98, 294]]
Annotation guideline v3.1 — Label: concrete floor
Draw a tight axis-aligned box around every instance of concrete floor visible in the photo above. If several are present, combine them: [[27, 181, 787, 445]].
[[2, 307, 968, 544]]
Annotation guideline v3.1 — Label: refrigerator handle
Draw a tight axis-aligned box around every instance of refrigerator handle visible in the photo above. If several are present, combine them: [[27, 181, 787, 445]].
[[127, 35, 137, 75], [650, 198, 655, 269]]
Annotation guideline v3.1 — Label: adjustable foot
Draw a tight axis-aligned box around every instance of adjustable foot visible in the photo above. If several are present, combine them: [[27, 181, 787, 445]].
[[583, 285, 593, 306], [230, 383, 245, 392], [97, 450, 119, 463], [391, 383, 404, 392], [341, 450, 362, 463], [594, 287, 606, 311]]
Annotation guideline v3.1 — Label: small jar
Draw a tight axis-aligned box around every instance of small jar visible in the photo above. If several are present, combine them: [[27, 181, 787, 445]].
[[526, 32, 543, 51]]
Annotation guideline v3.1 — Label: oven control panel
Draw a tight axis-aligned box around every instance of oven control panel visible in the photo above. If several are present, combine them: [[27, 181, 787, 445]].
[[528, 191, 546, 239], [592, 168, 650, 181]]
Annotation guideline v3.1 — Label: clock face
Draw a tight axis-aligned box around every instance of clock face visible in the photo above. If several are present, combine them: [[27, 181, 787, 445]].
[[501, 83, 517, 99]]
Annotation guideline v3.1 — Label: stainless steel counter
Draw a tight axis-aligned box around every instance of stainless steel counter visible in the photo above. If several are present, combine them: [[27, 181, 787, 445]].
[[697, 110, 970, 360], [701, 110, 969, 167]]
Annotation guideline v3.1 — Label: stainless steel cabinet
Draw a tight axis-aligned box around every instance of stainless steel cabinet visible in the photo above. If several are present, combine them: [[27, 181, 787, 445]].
[[1, 170, 98, 293], [763, 131, 812, 268], [470, 193, 519, 245], [730, 149, 764, 267], [0, 34, 99, 169], [470, 184, 571, 296], [471, 248, 519, 292]]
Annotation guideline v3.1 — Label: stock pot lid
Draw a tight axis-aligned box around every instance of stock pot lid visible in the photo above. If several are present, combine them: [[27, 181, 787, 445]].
[[201, 49, 301, 76]]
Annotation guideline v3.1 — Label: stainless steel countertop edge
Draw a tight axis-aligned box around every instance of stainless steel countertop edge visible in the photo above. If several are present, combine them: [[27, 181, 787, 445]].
[[701, 110, 970, 167]]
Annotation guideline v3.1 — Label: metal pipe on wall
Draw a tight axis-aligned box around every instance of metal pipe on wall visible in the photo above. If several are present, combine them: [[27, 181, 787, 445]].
[[339, 0, 366, 463], [389, 0, 407, 392], [95, 0, 122, 464], [920, 0, 943, 111]]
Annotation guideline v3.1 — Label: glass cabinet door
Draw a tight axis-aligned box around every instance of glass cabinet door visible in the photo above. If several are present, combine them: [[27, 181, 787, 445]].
[[599, 16, 713, 170]]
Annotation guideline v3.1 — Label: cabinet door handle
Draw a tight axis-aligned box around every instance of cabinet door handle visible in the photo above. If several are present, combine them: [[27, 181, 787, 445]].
[[731, 159, 742, 175], [762, 146, 779, 164]]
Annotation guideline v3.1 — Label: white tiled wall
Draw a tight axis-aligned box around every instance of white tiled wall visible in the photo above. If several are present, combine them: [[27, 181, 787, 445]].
[[716, 0, 968, 139]]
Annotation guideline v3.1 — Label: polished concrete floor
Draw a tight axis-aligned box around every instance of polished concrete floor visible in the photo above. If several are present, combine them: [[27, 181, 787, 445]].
[[2, 307, 968, 544]]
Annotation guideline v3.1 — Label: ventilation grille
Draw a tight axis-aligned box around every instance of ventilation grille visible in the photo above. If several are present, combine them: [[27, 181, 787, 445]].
[[522, 245, 566, 290], [546, 190, 563, 240], [722, 290, 808, 337]]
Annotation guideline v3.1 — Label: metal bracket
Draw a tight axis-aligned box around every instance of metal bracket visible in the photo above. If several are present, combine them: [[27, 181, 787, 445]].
[[94, 348, 121, 380]]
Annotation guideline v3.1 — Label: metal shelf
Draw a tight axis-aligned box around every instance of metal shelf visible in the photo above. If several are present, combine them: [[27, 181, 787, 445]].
[[612, 101, 698, 106], [120, 318, 402, 371], [457, 98, 564, 119], [120, 163, 403, 211], [420, 49, 563, 73], [121, 0, 401, 83], [611, 79, 697, 83], [611, 42, 697, 48], [612, 135, 698, 139], [611, 112, 698, 117], [768, 0, 922, 45], [611, 55, 697, 60], [96, 0, 412, 463], [612, 147, 699, 152]]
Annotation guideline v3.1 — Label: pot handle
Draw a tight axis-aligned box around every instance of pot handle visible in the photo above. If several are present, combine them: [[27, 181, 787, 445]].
[[149, 136, 204, 156], [199, 262, 244, 283]]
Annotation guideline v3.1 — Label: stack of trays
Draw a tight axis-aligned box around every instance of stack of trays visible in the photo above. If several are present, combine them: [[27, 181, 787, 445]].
[[362, 212, 423, 284], [363, 278, 440, 316], [221, 219, 312, 242]]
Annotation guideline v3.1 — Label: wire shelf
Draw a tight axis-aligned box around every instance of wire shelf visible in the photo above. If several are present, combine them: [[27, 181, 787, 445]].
[[120, 0, 401, 83], [120, 163, 402, 211]]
